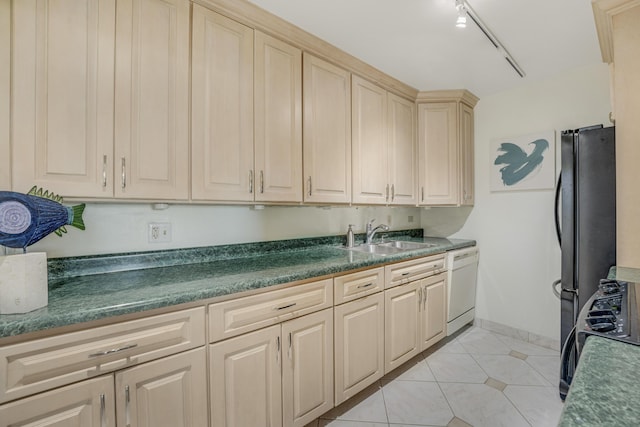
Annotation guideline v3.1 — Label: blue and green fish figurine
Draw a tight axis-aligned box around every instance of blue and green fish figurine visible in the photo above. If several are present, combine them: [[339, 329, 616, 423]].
[[0, 186, 85, 251]]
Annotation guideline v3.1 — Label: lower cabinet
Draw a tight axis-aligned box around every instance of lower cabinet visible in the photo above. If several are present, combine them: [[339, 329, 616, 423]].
[[384, 272, 447, 373], [0, 348, 207, 427], [334, 292, 384, 405], [210, 308, 334, 427], [115, 348, 208, 427], [0, 376, 115, 427]]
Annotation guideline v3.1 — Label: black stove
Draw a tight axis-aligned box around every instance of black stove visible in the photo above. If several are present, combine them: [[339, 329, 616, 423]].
[[576, 279, 639, 353]]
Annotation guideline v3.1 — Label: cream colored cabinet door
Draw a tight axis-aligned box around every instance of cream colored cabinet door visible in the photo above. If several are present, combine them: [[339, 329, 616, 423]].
[[303, 53, 351, 204], [388, 93, 417, 205], [10, 0, 116, 197], [334, 292, 384, 405], [384, 280, 421, 374], [419, 273, 448, 351], [191, 5, 254, 202], [115, 348, 207, 427], [210, 325, 282, 427], [417, 102, 458, 205], [254, 31, 302, 203], [0, 376, 115, 427], [282, 308, 334, 427], [352, 75, 388, 204], [114, 0, 190, 200], [459, 102, 475, 205]]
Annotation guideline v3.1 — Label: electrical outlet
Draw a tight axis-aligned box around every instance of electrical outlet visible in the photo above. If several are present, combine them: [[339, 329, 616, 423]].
[[408, 215, 414, 223], [148, 222, 171, 243]]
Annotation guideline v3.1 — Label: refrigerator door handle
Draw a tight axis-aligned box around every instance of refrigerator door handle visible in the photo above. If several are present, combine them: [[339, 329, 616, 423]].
[[554, 175, 562, 246]]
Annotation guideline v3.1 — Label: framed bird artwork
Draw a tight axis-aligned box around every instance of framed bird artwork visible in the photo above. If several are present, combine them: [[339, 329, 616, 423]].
[[490, 130, 556, 192]]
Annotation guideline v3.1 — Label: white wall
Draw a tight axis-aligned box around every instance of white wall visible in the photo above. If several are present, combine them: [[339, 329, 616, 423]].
[[422, 62, 612, 341], [18, 203, 421, 258]]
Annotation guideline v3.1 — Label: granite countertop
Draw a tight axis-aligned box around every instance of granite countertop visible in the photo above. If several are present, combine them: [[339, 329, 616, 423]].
[[558, 336, 640, 426], [0, 232, 475, 340]]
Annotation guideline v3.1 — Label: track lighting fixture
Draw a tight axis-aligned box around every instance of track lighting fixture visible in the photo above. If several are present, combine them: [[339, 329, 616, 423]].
[[454, 0, 526, 78]]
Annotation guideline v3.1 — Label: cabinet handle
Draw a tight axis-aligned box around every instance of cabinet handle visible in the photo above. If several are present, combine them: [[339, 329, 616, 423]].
[[423, 286, 428, 309], [357, 282, 374, 289], [100, 393, 106, 427], [276, 336, 280, 365], [125, 385, 131, 427], [391, 184, 395, 201], [288, 332, 292, 360], [102, 155, 107, 187], [308, 176, 312, 197], [249, 170, 254, 193], [401, 272, 411, 276], [385, 184, 389, 202], [274, 302, 296, 311], [260, 170, 264, 194], [121, 157, 126, 189], [421, 187, 424, 202], [418, 287, 423, 311], [88, 343, 138, 358]]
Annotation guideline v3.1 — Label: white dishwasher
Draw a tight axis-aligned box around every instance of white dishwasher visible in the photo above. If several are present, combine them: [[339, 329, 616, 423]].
[[446, 246, 479, 336]]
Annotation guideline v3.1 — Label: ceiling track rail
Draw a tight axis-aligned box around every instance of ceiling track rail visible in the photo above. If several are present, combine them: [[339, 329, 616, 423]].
[[463, 1, 526, 78]]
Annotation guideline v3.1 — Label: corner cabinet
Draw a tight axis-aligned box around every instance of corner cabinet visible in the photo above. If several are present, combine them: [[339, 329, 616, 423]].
[[352, 76, 416, 205], [10, 0, 190, 200], [417, 90, 478, 206], [303, 54, 352, 204]]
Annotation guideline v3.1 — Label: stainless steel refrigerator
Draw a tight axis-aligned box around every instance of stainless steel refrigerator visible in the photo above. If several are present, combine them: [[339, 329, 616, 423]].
[[558, 125, 616, 399]]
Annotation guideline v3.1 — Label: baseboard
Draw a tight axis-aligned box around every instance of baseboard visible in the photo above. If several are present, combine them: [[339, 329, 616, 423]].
[[475, 318, 561, 351]]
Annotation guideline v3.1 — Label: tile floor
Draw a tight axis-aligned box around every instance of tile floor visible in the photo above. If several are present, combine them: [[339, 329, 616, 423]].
[[308, 326, 564, 427]]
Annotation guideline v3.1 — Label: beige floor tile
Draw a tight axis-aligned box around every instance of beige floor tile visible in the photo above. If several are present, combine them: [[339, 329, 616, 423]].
[[382, 353, 435, 382], [456, 328, 512, 355], [497, 334, 561, 356], [472, 354, 549, 386], [439, 382, 530, 427], [319, 420, 389, 427], [321, 382, 388, 423], [504, 385, 564, 427], [382, 380, 453, 425], [526, 355, 561, 385], [426, 352, 488, 383]]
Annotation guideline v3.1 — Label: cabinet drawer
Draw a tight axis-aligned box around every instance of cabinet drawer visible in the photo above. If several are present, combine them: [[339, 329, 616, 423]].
[[209, 279, 333, 343], [0, 307, 205, 404], [334, 267, 384, 305], [385, 254, 445, 289]]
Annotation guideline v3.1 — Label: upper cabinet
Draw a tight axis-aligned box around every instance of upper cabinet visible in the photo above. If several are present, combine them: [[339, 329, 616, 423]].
[[114, 0, 190, 200], [191, 9, 302, 203], [11, 0, 116, 197], [191, 6, 254, 202], [417, 90, 478, 206], [10, 0, 190, 200], [302, 54, 352, 204], [352, 76, 416, 205], [254, 32, 303, 203]]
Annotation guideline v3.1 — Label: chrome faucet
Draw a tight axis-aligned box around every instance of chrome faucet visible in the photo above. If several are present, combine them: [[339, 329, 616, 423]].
[[365, 219, 389, 244]]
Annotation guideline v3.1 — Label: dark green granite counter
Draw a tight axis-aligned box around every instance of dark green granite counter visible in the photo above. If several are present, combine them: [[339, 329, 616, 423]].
[[0, 233, 474, 340], [559, 336, 640, 426]]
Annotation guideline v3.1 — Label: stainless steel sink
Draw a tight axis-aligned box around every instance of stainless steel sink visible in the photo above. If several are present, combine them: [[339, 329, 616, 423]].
[[346, 243, 402, 255], [343, 240, 436, 255], [377, 241, 437, 250]]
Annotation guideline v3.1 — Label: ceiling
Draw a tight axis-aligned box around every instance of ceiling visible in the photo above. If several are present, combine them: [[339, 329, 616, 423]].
[[246, 0, 604, 98]]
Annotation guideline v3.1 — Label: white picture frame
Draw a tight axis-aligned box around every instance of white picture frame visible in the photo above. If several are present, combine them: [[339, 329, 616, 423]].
[[490, 130, 556, 192]]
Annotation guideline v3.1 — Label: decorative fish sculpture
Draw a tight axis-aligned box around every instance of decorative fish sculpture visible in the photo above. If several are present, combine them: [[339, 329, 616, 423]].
[[0, 186, 85, 251]]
